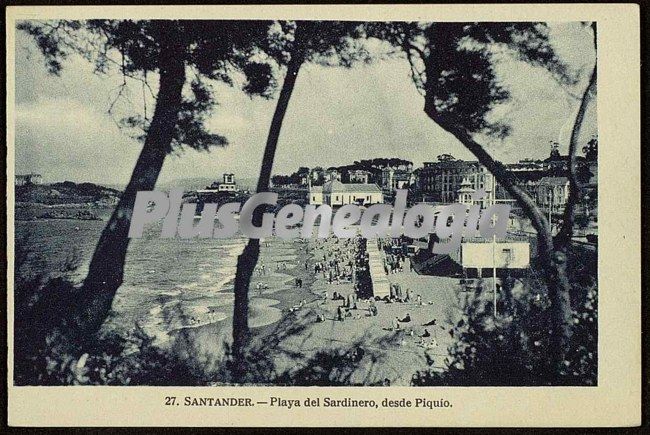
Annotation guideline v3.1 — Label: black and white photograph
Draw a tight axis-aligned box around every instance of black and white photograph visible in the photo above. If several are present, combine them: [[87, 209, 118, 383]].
[[12, 17, 600, 388]]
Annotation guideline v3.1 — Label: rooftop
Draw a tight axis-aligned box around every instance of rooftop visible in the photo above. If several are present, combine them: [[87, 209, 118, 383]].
[[539, 176, 569, 186], [321, 180, 382, 193]]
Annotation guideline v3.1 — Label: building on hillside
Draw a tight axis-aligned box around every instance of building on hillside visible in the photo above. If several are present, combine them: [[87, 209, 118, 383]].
[[541, 141, 589, 174], [348, 169, 371, 184], [495, 160, 547, 201], [309, 180, 383, 206], [310, 167, 325, 184], [536, 176, 570, 215], [204, 173, 238, 192], [15, 173, 42, 186], [324, 168, 341, 182], [543, 141, 571, 173], [418, 160, 495, 203], [381, 167, 415, 193], [506, 159, 545, 172]]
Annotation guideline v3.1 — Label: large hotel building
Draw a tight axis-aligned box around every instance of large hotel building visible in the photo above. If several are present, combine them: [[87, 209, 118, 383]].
[[418, 160, 495, 205]]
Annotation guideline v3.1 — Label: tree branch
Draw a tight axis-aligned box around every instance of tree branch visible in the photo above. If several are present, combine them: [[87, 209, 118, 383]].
[[425, 111, 555, 262], [555, 26, 597, 249], [405, 48, 426, 96]]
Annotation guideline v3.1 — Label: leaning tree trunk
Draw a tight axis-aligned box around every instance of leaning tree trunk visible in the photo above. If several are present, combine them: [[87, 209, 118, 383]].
[[73, 33, 186, 337], [424, 112, 574, 372], [231, 50, 305, 367], [555, 23, 597, 250], [417, 23, 597, 378]]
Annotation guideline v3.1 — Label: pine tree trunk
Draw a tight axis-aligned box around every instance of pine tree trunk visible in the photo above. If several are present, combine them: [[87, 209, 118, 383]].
[[423, 107, 574, 377], [231, 51, 304, 367], [73, 33, 186, 337], [555, 33, 597, 250]]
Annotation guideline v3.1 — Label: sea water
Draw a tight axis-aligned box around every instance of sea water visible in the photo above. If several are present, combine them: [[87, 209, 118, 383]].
[[14, 217, 279, 345]]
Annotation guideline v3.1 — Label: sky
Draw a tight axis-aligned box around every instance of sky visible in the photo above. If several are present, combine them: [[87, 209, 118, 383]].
[[13, 22, 597, 186]]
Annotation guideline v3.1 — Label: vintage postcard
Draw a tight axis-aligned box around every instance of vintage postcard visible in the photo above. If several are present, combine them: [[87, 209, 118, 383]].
[[6, 3, 641, 428]]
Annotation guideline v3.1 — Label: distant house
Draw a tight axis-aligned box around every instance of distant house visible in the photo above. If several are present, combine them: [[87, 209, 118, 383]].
[[95, 196, 119, 206], [310, 167, 325, 184], [15, 173, 42, 186], [497, 160, 547, 201], [309, 180, 383, 206], [536, 176, 570, 214], [205, 173, 238, 192], [381, 167, 415, 193], [324, 169, 341, 182], [348, 169, 371, 184], [223, 173, 235, 184]]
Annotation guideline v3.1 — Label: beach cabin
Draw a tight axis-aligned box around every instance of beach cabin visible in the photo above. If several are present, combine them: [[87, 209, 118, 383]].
[[450, 236, 530, 278]]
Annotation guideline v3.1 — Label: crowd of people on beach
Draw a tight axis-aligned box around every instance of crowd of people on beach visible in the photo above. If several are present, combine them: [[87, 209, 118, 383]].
[[253, 234, 444, 359], [310, 236, 367, 286], [378, 237, 415, 274], [306, 236, 442, 351]]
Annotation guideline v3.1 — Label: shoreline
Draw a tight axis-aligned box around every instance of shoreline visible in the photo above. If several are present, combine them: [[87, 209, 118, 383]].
[[169, 237, 317, 365], [163, 234, 461, 385]]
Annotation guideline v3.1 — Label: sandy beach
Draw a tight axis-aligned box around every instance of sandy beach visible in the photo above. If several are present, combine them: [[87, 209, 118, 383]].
[[262, 237, 464, 385], [168, 237, 317, 370], [168, 234, 465, 386]]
